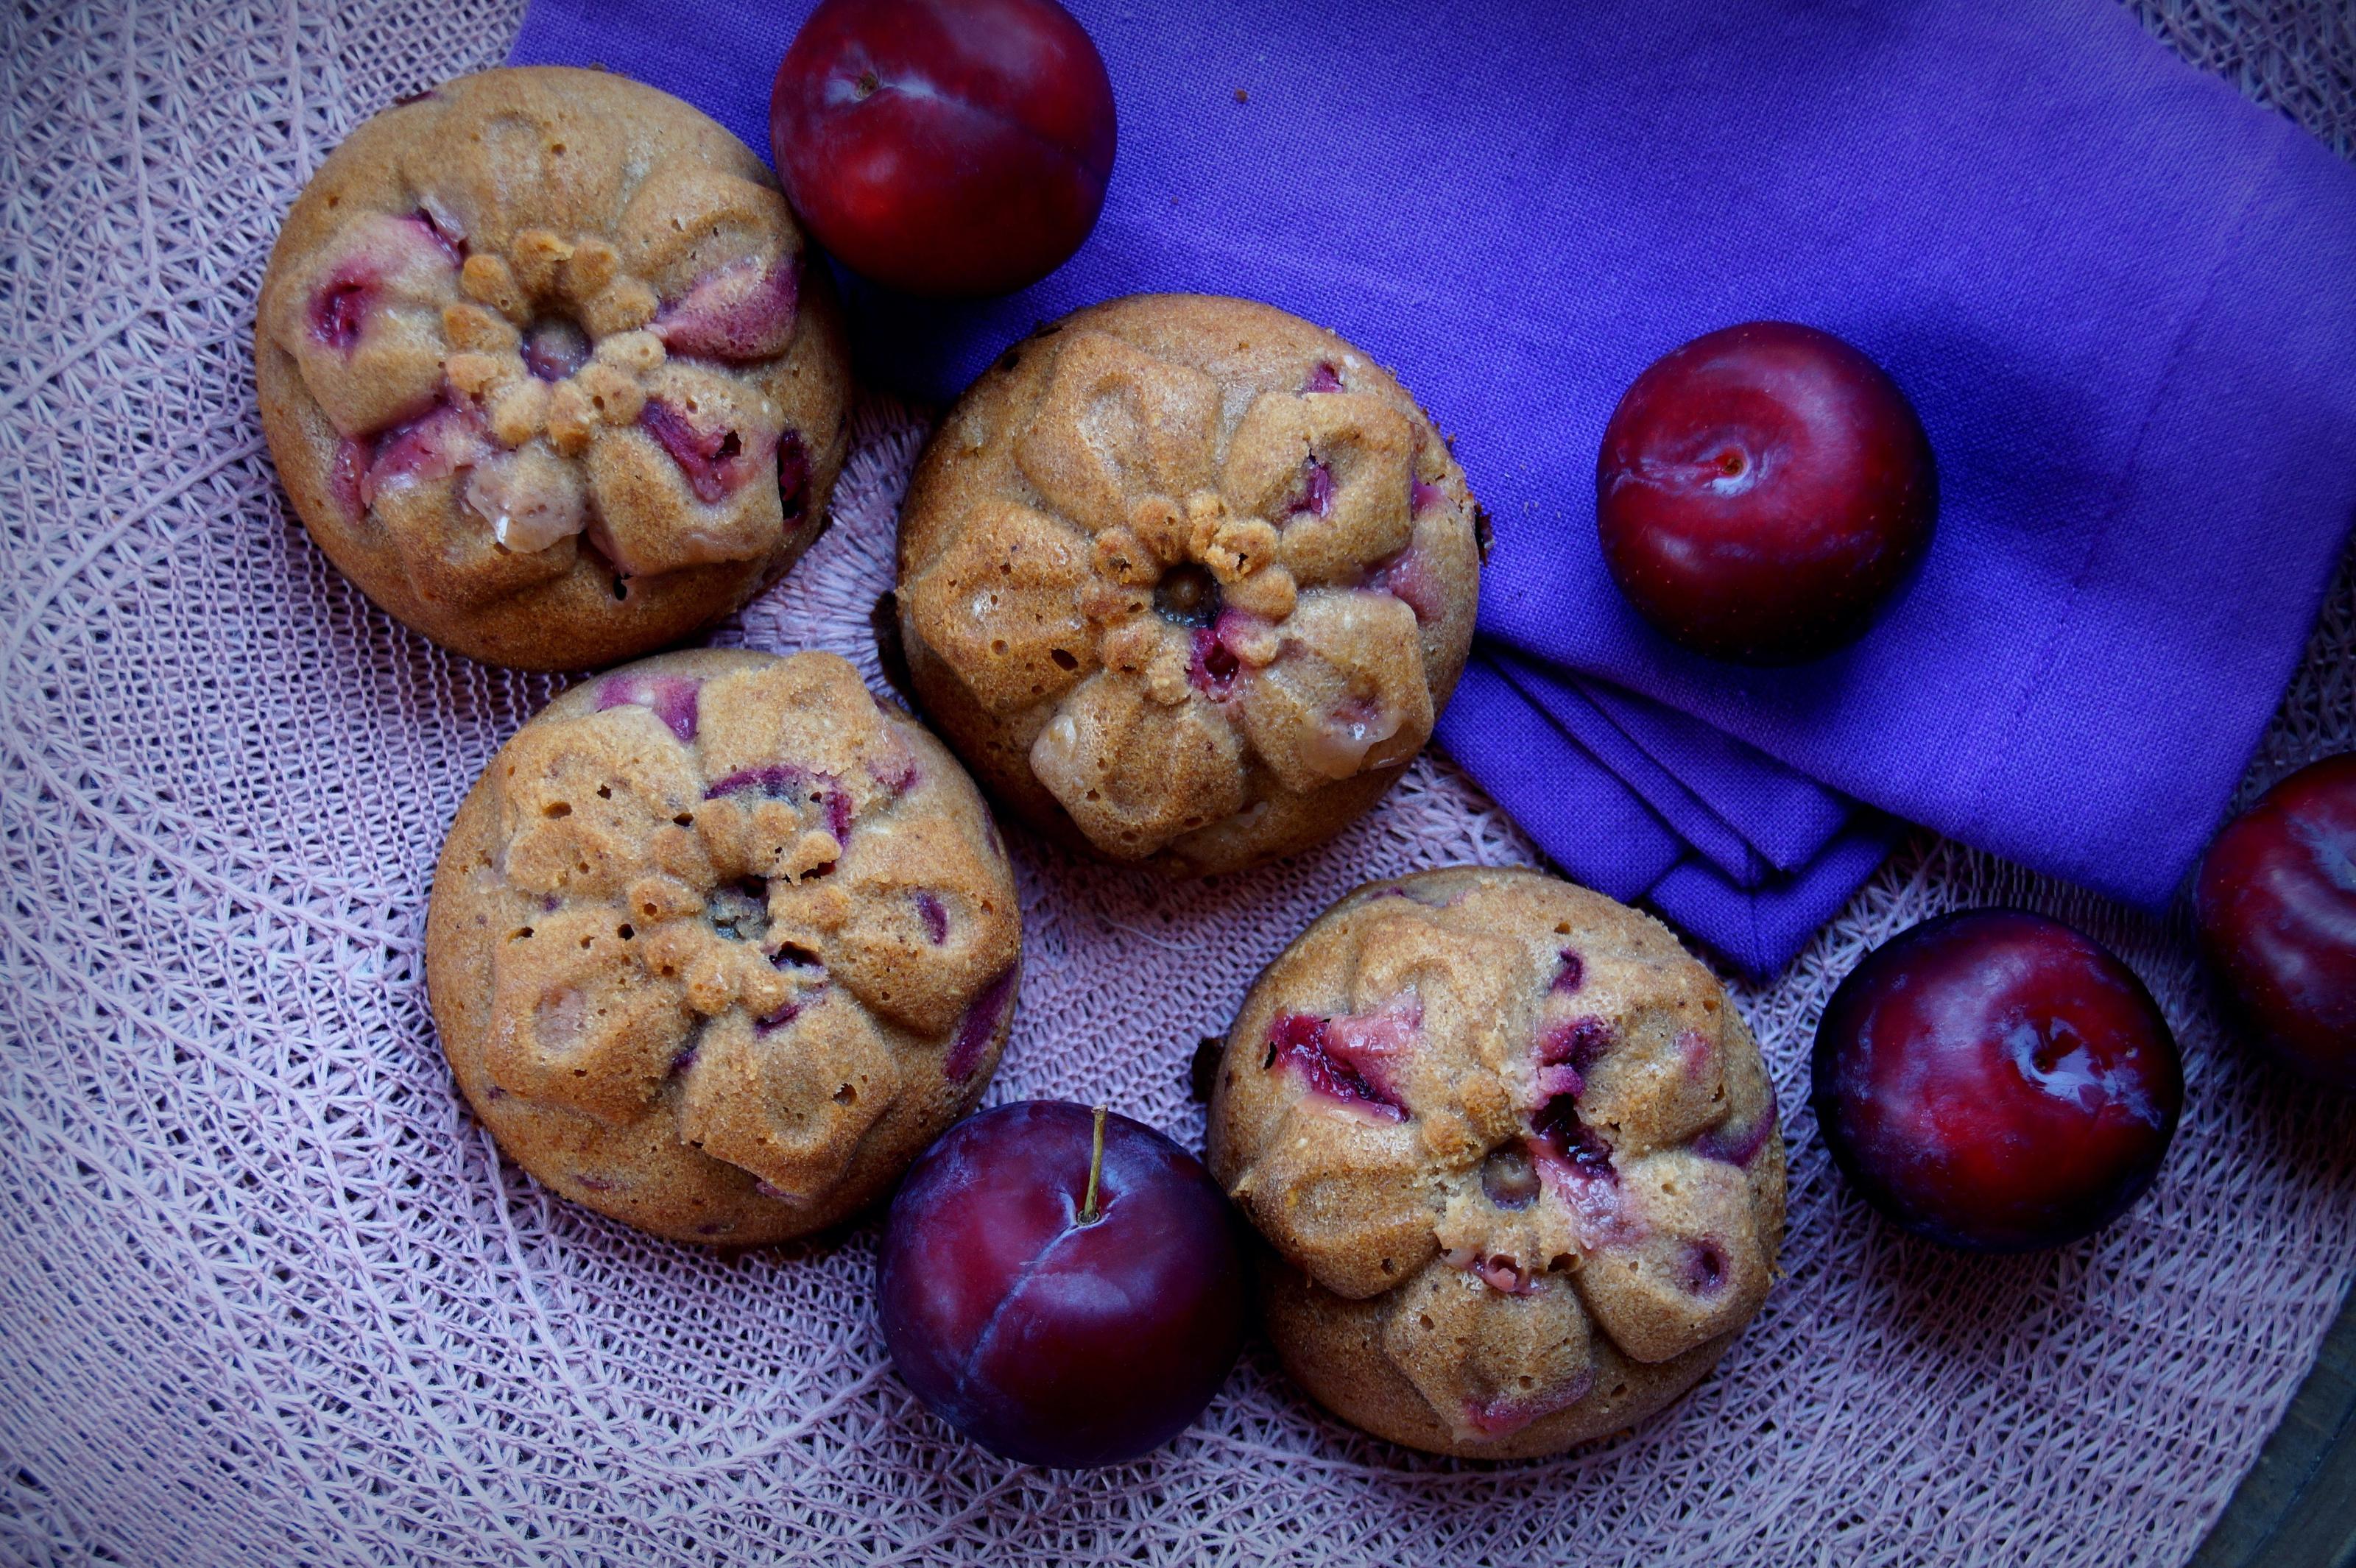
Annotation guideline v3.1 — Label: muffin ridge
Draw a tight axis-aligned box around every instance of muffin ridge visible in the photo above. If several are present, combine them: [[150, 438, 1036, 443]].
[[426, 647, 1021, 1245], [895, 293, 1481, 876], [257, 66, 852, 669], [1206, 864, 1785, 1457]]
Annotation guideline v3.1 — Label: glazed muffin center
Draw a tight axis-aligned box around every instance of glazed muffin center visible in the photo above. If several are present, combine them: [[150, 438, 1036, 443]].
[[521, 315, 592, 381]]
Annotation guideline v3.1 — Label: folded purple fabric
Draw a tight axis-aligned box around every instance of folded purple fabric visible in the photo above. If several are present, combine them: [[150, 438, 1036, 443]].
[[1438, 657, 1908, 975], [511, 0, 2356, 977], [1488, 654, 1774, 889], [1574, 680, 1855, 877]]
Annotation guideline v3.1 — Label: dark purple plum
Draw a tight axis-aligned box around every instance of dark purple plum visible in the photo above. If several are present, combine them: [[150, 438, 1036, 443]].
[[769, 0, 1117, 297], [2193, 753, 2356, 1087], [876, 1101, 1246, 1468], [1811, 908, 2181, 1253], [1596, 321, 1936, 664]]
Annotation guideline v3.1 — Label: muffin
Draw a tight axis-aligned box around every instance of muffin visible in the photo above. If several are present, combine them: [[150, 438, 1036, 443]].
[[895, 294, 1483, 876], [257, 67, 852, 670], [426, 649, 1021, 1245], [1205, 866, 1785, 1458]]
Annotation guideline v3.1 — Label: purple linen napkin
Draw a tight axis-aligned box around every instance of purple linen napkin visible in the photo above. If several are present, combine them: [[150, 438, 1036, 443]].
[[1488, 654, 1776, 889], [1439, 657, 1906, 975], [510, 0, 2356, 977], [1573, 680, 1855, 877], [1443, 651, 1887, 974]]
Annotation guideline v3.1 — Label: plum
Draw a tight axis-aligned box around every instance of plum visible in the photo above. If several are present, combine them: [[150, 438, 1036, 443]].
[[2193, 753, 2356, 1087], [877, 1101, 1246, 1467], [769, 0, 1117, 297], [1596, 321, 1936, 664], [1811, 908, 2181, 1252]]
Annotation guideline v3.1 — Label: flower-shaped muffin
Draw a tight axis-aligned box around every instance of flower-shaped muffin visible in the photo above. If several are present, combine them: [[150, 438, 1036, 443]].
[[895, 294, 1484, 876], [257, 68, 851, 670], [426, 649, 1021, 1245], [1206, 866, 1785, 1458]]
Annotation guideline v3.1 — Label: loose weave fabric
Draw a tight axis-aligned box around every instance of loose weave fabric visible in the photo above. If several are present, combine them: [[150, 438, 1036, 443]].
[[1, 3, 2353, 1566]]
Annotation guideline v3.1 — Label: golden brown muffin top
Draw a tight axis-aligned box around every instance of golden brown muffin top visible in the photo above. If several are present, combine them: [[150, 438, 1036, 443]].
[[1208, 866, 1783, 1448], [257, 68, 845, 662], [897, 294, 1481, 870], [442, 649, 1019, 1227]]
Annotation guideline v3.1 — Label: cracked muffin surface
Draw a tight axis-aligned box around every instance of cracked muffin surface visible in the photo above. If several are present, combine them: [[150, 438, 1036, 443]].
[[258, 67, 851, 670], [1206, 866, 1784, 1458], [426, 649, 1020, 1245], [895, 294, 1483, 876]]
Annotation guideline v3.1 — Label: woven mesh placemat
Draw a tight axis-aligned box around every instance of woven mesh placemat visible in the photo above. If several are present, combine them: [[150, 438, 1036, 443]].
[[1, 3, 2352, 1564]]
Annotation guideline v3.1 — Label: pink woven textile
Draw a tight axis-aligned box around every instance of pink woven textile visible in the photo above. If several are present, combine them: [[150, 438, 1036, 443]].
[[1, 3, 2351, 1564]]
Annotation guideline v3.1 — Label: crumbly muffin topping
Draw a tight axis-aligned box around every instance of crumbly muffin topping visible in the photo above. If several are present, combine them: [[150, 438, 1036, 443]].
[[1207, 867, 1782, 1450], [436, 651, 1020, 1240], [897, 295, 1481, 869], [258, 68, 843, 654]]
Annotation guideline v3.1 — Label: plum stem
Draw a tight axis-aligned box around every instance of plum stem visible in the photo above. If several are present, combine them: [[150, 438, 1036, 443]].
[[1079, 1103, 1108, 1223]]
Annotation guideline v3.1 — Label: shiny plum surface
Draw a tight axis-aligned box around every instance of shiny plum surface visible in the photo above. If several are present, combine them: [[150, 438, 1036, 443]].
[[769, 0, 1117, 297], [1595, 320, 1936, 664], [876, 1101, 1246, 1468], [1811, 908, 2181, 1252], [2193, 752, 2356, 1087]]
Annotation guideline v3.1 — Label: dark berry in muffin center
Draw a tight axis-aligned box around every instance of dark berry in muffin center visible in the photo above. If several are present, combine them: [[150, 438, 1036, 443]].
[[522, 317, 591, 381], [1153, 561, 1221, 628], [1481, 1145, 1542, 1210]]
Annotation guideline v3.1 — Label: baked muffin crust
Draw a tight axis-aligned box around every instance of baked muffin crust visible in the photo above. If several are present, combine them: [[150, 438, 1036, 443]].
[[426, 649, 1020, 1245], [896, 294, 1481, 875], [258, 67, 851, 670], [1207, 866, 1785, 1457]]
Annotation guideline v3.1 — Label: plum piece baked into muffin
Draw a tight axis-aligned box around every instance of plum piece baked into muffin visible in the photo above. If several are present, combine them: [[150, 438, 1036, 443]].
[[257, 67, 851, 670], [895, 294, 1483, 876], [426, 649, 1020, 1245], [1207, 866, 1785, 1458]]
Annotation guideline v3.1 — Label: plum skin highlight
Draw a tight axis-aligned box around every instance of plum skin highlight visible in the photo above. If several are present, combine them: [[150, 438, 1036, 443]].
[[769, 0, 1118, 297], [2193, 752, 2356, 1088], [875, 1101, 1247, 1468], [1595, 319, 1936, 665], [1810, 908, 2182, 1254]]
